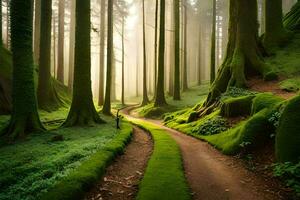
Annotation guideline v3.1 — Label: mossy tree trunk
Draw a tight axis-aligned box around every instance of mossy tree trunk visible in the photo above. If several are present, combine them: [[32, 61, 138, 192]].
[[2, 0, 44, 139], [98, 0, 105, 106], [263, 0, 290, 52], [210, 0, 216, 84], [283, 1, 300, 31], [103, 0, 113, 115], [37, 0, 62, 111], [154, 0, 167, 107], [142, 0, 149, 106], [173, 0, 180, 100], [63, 0, 104, 126], [202, 0, 277, 112]]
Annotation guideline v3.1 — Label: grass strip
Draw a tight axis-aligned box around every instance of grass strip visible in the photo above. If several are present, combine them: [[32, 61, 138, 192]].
[[128, 118, 191, 200], [41, 122, 133, 200]]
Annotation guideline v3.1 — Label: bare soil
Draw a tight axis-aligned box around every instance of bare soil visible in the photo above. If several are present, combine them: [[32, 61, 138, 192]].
[[84, 127, 153, 200]]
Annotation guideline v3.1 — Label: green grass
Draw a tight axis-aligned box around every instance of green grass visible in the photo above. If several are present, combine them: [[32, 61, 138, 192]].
[[135, 84, 209, 119], [128, 118, 191, 200], [0, 110, 133, 200]]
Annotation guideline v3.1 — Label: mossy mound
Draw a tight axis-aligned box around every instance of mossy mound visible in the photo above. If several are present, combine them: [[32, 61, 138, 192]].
[[136, 103, 178, 119], [279, 78, 300, 92], [203, 108, 275, 155], [251, 93, 284, 115], [220, 95, 255, 117], [276, 95, 300, 163]]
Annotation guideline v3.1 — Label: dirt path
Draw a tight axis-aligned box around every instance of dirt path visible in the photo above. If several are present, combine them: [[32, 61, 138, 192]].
[[84, 127, 153, 200], [122, 107, 287, 200]]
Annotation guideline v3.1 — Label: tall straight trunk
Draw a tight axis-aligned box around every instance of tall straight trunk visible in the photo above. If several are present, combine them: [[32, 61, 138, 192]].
[[263, 0, 289, 52], [111, 50, 116, 101], [201, 0, 277, 113], [57, 0, 65, 83], [0, 0, 2, 46], [121, 16, 125, 105], [210, 0, 216, 84], [98, 0, 105, 106], [153, 0, 158, 93], [260, 0, 265, 34], [182, 1, 188, 91], [3, 0, 44, 139], [103, 0, 113, 115], [64, 0, 103, 126], [154, 0, 167, 107], [52, 15, 57, 78], [33, 0, 41, 64], [173, 0, 180, 100], [136, 38, 139, 97], [37, 0, 61, 111], [142, 0, 149, 105], [197, 23, 202, 85], [5, 0, 9, 49], [68, 0, 75, 90]]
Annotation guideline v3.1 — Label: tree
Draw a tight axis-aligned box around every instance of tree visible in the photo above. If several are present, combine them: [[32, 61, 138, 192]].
[[182, 0, 188, 91], [68, 0, 75, 90], [37, 0, 61, 111], [63, 0, 104, 126], [284, 0, 300, 31], [210, 0, 216, 84], [154, 0, 167, 107], [103, 0, 113, 115], [263, 0, 290, 52], [173, 0, 180, 100], [141, 0, 149, 105], [121, 15, 125, 105], [98, 0, 105, 106], [0, 0, 2, 46], [153, 0, 158, 92], [2, 0, 44, 139], [33, 0, 41, 63], [201, 0, 277, 113], [57, 0, 65, 83]]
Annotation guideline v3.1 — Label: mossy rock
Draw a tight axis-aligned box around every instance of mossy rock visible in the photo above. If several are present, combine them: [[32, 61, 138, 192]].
[[251, 93, 284, 115], [279, 78, 300, 92], [220, 95, 255, 117], [276, 95, 300, 163]]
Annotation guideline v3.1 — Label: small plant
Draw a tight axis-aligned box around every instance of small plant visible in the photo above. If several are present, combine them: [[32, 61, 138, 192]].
[[239, 141, 252, 148], [221, 87, 257, 99], [273, 162, 300, 196], [193, 116, 229, 136], [268, 111, 282, 128]]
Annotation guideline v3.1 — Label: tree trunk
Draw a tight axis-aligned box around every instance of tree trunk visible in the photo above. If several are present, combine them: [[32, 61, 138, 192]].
[[63, 0, 104, 126], [154, 0, 158, 94], [33, 0, 41, 64], [142, 0, 149, 106], [37, 0, 61, 111], [121, 16, 125, 105], [3, 0, 44, 139], [68, 0, 75, 90], [154, 0, 167, 107], [52, 14, 56, 78], [57, 0, 65, 84], [173, 0, 180, 100], [263, 0, 290, 52], [6, 0, 10, 49], [210, 0, 216, 84], [103, 0, 113, 115], [0, 0, 2, 46], [182, 1, 188, 91], [98, 0, 105, 106], [202, 0, 277, 111]]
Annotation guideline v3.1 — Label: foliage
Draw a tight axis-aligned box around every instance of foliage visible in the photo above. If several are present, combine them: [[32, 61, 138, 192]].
[[0, 110, 132, 200], [129, 118, 191, 200], [192, 116, 229, 136], [273, 162, 300, 196], [221, 87, 257, 100]]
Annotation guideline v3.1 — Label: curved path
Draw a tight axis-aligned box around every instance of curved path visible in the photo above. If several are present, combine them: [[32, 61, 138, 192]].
[[123, 107, 287, 200]]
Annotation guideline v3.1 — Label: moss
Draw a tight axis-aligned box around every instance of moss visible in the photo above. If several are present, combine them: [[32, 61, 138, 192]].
[[203, 108, 275, 155], [276, 95, 300, 163], [128, 118, 191, 200], [220, 95, 255, 117], [279, 78, 300, 92], [251, 93, 284, 115]]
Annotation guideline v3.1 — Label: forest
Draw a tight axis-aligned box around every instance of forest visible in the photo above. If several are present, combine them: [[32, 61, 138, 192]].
[[0, 0, 300, 199]]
